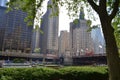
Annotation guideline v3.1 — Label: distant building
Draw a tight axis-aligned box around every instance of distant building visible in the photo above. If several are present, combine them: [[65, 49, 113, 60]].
[[70, 9, 93, 56], [58, 30, 70, 57], [40, 0, 59, 54], [91, 27, 106, 54], [0, 6, 33, 53]]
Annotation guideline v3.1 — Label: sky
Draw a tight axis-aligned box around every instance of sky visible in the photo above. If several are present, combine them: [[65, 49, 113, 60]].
[[59, 6, 75, 33]]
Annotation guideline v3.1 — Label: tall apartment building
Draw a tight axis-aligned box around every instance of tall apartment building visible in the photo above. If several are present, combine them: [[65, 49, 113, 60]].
[[40, 0, 59, 54], [70, 10, 93, 56], [0, 6, 33, 53], [58, 31, 70, 56], [91, 27, 106, 54]]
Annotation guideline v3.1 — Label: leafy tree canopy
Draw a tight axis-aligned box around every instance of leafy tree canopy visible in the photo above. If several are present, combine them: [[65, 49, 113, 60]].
[[113, 8, 120, 48]]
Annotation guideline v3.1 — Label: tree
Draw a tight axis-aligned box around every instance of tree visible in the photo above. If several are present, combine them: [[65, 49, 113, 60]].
[[113, 9, 120, 49], [85, 1, 120, 80], [8, 0, 120, 80], [34, 48, 40, 53], [13, 58, 26, 63]]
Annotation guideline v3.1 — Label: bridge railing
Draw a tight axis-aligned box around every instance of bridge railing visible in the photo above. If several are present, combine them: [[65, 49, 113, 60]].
[[0, 52, 59, 59]]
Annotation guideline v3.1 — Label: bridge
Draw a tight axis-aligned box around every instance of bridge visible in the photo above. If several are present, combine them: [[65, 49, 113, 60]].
[[72, 54, 107, 66], [0, 52, 59, 61], [0, 52, 107, 65]]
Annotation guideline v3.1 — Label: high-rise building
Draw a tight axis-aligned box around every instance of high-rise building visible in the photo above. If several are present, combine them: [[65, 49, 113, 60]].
[[0, 6, 6, 51], [0, 6, 33, 53], [70, 9, 93, 56], [58, 30, 70, 56], [91, 27, 106, 54], [40, 0, 59, 54], [0, 0, 8, 7]]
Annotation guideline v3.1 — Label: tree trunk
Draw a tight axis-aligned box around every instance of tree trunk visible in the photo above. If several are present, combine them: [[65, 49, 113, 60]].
[[100, 16, 120, 80]]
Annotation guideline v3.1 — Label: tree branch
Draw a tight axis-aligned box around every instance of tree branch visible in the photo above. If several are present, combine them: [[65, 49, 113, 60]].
[[109, 0, 119, 20], [99, 0, 107, 11], [87, 0, 99, 13]]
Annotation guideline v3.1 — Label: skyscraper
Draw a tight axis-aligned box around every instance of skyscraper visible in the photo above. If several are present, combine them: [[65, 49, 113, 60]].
[[0, 6, 33, 53], [40, 0, 59, 54], [70, 9, 93, 56]]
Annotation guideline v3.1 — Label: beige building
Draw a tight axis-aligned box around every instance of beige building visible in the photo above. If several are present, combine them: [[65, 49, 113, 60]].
[[58, 31, 70, 57]]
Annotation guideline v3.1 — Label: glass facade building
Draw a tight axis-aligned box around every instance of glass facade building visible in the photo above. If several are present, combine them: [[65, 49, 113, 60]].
[[0, 6, 33, 53]]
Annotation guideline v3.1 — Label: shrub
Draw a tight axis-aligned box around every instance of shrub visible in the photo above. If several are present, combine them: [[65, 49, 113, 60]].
[[0, 68, 61, 80], [59, 66, 108, 80], [13, 58, 26, 63], [0, 66, 108, 80]]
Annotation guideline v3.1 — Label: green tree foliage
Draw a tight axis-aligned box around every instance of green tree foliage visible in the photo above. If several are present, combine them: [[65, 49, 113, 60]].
[[34, 48, 40, 53], [8, 0, 120, 80], [113, 8, 120, 48]]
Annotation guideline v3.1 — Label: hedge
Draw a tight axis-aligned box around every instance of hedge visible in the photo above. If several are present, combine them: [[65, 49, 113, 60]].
[[0, 66, 108, 80], [0, 68, 61, 80], [59, 66, 108, 80]]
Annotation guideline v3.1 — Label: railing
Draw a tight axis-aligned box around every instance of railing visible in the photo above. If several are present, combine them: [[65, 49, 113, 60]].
[[0, 52, 43, 58], [72, 53, 106, 58], [0, 52, 59, 59], [2, 63, 31, 68]]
